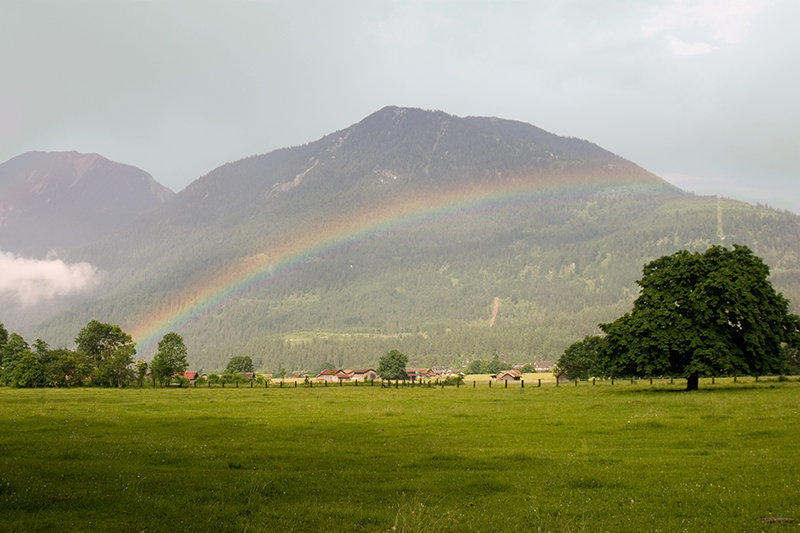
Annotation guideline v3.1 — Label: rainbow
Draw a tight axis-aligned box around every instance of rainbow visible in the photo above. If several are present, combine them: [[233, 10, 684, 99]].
[[129, 174, 654, 354]]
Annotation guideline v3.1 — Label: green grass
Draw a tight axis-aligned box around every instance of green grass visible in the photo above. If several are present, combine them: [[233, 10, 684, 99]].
[[1, 379, 799, 532]]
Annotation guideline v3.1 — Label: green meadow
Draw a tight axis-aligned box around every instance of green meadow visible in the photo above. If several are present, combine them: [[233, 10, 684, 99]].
[[1, 379, 799, 532]]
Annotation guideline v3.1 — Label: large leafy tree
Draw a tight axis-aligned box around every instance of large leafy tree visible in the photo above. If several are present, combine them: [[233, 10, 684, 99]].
[[0, 322, 8, 358], [75, 320, 134, 364], [4, 350, 44, 388], [75, 320, 136, 387], [151, 332, 189, 386], [42, 348, 93, 387], [0, 333, 30, 385], [600, 245, 800, 390], [95, 345, 137, 388], [555, 335, 607, 381], [377, 349, 409, 380], [225, 355, 254, 374]]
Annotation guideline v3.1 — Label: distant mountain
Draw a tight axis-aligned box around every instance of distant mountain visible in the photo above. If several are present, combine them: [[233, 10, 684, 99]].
[[16, 107, 800, 373], [0, 151, 174, 257]]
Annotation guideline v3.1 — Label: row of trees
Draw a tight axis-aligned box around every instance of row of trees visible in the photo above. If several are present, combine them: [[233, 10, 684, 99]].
[[555, 245, 800, 390], [0, 321, 190, 388]]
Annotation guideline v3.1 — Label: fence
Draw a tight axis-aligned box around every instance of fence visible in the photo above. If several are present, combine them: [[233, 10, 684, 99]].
[[184, 375, 794, 389]]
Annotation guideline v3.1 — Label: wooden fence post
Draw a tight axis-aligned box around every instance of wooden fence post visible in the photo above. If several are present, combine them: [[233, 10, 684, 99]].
[[521, 380, 524, 388], [473, 380, 476, 388], [505, 380, 508, 388], [592, 378, 595, 386], [538, 379, 541, 387], [489, 380, 492, 388]]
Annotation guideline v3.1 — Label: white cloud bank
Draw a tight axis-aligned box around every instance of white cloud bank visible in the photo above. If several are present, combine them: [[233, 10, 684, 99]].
[[643, 0, 775, 55], [0, 251, 99, 306]]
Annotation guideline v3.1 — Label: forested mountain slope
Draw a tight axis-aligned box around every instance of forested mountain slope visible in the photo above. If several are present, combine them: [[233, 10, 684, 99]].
[[0, 151, 174, 257], [18, 107, 800, 373]]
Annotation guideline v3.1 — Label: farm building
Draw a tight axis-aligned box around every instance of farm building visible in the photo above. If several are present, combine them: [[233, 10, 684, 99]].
[[353, 369, 378, 381], [495, 369, 522, 381]]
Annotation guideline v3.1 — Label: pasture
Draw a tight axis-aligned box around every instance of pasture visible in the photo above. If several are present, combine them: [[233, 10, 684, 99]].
[[1, 378, 798, 532]]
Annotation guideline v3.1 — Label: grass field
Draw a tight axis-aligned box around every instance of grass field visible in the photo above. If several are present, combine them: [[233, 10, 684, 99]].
[[1, 378, 799, 532]]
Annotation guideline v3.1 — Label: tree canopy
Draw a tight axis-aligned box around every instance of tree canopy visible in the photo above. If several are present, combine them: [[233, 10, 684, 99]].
[[225, 355, 254, 374], [75, 320, 134, 363], [377, 349, 409, 380], [600, 245, 800, 390], [555, 335, 606, 381], [151, 332, 189, 386], [0, 322, 8, 355]]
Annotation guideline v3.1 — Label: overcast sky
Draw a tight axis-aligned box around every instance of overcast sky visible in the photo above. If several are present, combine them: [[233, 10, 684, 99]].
[[2, 0, 798, 213]]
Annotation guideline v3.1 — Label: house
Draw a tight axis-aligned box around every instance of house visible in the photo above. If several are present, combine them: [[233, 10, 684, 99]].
[[495, 369, 522, 381], [535, 361, 555, 372], [556, 372, 570, 383], [406, 368, 434, 382], [316, 369, 338, 382], [353, 368, 378, 381], [336, 369, 354, 382], [183, 371, 201, 383], [239, 372, 255, 380]]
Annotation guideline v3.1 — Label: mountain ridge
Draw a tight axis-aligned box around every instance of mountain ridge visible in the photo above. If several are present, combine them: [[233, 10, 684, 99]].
[[7, 107, 799, 373], [0, 150, 174, 257]]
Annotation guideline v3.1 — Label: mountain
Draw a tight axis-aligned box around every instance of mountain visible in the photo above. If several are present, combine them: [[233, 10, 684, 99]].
[[0, 151, 174, 257], [15, 107, 800, 372]]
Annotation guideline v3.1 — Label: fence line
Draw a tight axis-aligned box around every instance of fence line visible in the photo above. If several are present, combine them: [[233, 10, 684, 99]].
[[171, 375, 798, 390]]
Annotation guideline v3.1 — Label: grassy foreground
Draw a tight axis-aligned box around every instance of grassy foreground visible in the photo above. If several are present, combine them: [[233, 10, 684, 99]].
[[1, 379, 799, 532]]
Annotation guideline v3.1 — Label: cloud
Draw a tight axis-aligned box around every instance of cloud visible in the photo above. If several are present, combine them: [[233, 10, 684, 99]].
[[643, 0, 775, 55], [0, 251, 99, 306], [664, 35, 718, 56]]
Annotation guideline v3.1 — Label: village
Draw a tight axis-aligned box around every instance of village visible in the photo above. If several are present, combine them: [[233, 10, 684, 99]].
[[178, 361, 559, 386]]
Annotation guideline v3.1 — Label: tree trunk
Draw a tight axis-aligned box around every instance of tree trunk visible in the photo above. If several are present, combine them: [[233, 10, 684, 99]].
[[686, 373, 699, 391]]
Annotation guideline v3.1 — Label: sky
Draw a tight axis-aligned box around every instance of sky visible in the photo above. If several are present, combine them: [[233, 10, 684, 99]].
[[1, 0, 798, 214]]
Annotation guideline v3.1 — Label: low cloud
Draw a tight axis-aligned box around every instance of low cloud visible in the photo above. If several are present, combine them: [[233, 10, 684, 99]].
[[0, 251, 99, 306], [643, 0, 775, 55]]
